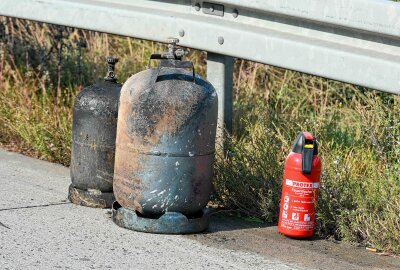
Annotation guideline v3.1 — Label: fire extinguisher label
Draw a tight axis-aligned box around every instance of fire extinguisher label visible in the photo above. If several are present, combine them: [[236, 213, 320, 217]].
[[285, 179, 319, 189], [280, 179, 319, 232]]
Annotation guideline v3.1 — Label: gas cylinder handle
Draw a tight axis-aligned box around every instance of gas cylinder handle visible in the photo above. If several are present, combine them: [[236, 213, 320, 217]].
[[148, 58, 196, 85]]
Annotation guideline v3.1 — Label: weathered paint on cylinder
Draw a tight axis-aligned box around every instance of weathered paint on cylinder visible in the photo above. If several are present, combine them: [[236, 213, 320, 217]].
[[113, 65, 218, 216], [112, 201, 211, 234], [70, 80, 121, 192]]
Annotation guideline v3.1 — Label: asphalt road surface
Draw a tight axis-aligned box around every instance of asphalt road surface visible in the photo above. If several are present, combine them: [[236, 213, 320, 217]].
[[0, 149, 398, 269]]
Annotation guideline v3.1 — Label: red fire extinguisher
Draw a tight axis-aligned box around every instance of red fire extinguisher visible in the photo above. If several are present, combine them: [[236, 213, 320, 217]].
[[278, 132, 322, 238]]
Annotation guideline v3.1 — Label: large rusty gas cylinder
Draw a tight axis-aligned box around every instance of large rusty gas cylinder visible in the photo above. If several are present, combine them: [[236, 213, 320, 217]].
[[69, 57, 121, 208], [112, 39, 218, 233]]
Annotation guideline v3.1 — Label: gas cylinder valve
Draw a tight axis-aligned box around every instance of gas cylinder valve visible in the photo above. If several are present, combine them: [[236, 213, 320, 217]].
[[147, 38, 186, 65], [105, 57, 118, 82], [164, 38, 185, 60]]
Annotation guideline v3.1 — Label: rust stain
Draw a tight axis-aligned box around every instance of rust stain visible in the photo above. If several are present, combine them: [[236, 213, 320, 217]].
[[129, 78, 205, 146], [113, 141, 147, 213], [113, 74, 149, 213]]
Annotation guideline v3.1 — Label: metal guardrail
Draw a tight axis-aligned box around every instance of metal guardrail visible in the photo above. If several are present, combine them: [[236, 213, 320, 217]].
[[1, 0, 399, 139]]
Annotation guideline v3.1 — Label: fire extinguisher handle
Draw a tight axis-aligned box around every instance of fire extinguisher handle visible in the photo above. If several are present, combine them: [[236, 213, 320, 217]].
[[291, 131, 318, 174], [302, 147, 314, 174]]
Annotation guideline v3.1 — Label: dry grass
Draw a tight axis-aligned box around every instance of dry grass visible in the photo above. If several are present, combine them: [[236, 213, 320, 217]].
[[1, 17, 399, 253]]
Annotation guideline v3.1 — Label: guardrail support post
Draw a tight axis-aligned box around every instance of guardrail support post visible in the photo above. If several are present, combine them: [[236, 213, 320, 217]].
[[206, 53, 233, 150]]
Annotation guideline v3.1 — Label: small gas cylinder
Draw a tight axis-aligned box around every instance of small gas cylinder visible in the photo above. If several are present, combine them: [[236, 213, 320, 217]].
[[112, 39, 217, 233], [69, 57, 121, 208], [278, 132, 322, 238]]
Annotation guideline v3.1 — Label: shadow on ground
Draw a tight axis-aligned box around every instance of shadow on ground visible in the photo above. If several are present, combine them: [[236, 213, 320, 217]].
[[186, 213, 400, 270]]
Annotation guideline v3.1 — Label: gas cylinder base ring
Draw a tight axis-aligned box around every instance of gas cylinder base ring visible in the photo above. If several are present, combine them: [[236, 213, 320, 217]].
[[68, 184, 114, 208], [112, 201, 211, 234]]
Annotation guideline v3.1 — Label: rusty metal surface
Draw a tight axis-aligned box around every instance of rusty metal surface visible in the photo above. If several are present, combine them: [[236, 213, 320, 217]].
[[113, 66, 217, 217], [112, 201, 210, 234], [68, 184, 114, 208], [70, 81, 121, 192]]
